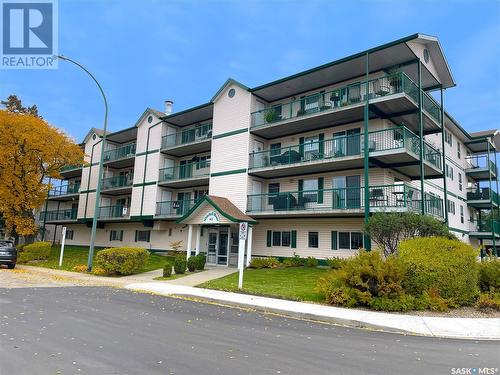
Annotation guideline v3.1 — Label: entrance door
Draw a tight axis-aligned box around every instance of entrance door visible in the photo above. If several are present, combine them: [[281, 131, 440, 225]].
[[218, 230, 228, 265], [207, 231, 218, 264]]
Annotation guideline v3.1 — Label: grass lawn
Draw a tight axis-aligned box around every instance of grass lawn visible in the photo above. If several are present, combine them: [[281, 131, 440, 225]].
[[27, 245, 174, 275], [199, 267, 329, 302]]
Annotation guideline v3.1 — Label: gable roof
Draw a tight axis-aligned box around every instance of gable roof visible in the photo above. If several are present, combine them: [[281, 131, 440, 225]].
[[210, 78, 250, 103], [82, 127, 107, 143], [177, 195, 257, 224]]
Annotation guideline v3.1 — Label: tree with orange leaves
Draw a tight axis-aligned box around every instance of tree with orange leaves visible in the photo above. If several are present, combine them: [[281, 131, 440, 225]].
[[0, 96, 84, 243]]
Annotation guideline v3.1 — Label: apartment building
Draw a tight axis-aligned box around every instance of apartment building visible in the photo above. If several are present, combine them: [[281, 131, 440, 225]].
[[40, 33, 500, 265]]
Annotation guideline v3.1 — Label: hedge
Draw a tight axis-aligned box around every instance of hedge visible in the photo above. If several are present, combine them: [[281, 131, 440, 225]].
[[18, 241, 51, 263], [95, 247, 149, 275]]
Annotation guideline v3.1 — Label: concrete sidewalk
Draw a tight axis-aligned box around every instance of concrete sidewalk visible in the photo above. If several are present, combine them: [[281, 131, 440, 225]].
[[125, 282, 500, 340]]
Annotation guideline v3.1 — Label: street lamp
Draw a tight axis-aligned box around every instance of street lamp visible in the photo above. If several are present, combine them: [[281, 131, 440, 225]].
[[56, 54, 108, 272]]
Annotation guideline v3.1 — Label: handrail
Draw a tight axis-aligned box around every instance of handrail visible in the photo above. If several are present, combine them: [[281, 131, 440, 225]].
[[161, 122, 213, 149], [159, 160, 211, 182], [156, 199, 197, 216], [103, 143, 136, 162], [98, 205, 129, 218], [39, 208, 77, 221], [101, 175, 133, 190], [48, 182, 81, 196]]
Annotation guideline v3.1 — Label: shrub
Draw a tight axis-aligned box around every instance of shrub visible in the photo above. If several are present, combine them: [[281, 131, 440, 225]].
[[326, 257, 345, 269], [18, 241, 51, 263], [282, 253, 304, 267], [91, 267, 108, 276], [398, 237, 479, 306], [478, 257, 500, 292], [305, 256, 318, 267], [173, 256, 187, 274], [72, 264, 88, 273], [317, 251, 406, 308], [369, 294, 417, 312], [249, 257, 279, 269], [365, 212, 454, 256], [187, 256, 197, 272], [95, 247, 149, 276], [475, 291, 500, 311], [163, 262, 172, 278], [194, 253, 206, 270]]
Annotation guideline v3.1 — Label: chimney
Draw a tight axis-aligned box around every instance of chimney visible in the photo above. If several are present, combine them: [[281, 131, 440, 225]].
[[164, 100, 173, 116]]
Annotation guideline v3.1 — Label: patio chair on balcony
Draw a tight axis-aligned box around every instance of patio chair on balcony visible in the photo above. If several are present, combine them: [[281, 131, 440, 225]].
[[348, 85, 361, 104], [373, 79, 390, 96], [369, 188, 387, 207], [280, 150, 302, 164]]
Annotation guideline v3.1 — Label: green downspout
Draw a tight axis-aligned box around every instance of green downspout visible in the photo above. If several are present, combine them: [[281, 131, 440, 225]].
[[418, 61, 425, 215], [487, 141, 496, 256], [41, 177, 52, 241], [440, 87, 448, 224], [139, 120, 163, 218], [84, 140, 100, 219], [494, 146, 499, 256], [363, 52, 371, 250]]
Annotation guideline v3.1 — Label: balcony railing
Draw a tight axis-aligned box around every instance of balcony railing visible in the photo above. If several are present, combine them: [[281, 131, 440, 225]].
[[161, 122, 213, 149], [466, 155, 498, 175], [101, 175, 133, 190], [249, 126, 442, 171], [475, 219, 500, 234], [247, 183, 443, 218], [39, 208, 77, 222], [98, 205, 129, 219], [48, 182, 81, 197], [467, 187, 499, 205], [250, 72, 438, 128], [103, 143, 136, 163], [159, 161, 211, 182], [156, 199, 197, 216], [61, 164, 82, 172]]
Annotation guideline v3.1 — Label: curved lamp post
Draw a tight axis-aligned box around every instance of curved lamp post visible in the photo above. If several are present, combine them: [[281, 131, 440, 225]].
[[56, 55, 108, 272]]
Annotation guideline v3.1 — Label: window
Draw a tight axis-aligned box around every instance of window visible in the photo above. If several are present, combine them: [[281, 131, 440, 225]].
[[338, 232, 364, 250], [308, 232, 319, 248], [269, 231, 291, 247], [281, 232, 291, 247], [447, 199, 456, 215], [446, 164, 454, 180], [304, 136, 319, 158], [460, 205, 464, 224], [268, 183, 280, 204], [457, 143, 461, 159], [110, 230, 123, 241], [196, 155, 210, 170], [458, 173, 463, 191], [444, 130, 452, 147], [272, 231, 281, 246], [65, 230, 74, 240], [135, 230, 151, 242], [303, 178, 318, 202]]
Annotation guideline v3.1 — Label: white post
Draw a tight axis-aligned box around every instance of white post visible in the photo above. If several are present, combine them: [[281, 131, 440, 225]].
[[195, 225, 201, 255], [238, 222, 248, 289], [59, 227, 67, 267], [246, 226, 253, 267], [186, 224, 193, 260]]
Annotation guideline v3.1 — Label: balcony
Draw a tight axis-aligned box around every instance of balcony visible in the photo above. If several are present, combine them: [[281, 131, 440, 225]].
[[469, 219, 500, 239], [161, 122, 212, 157], [248, 126, 442, 179], [60, 164, 82, 178], [465, 155, 498, 181], [39, 208, 78, 223], [250, 72, 441, 139], [101, 175, 133, 195], [155, 199, 197, 218], [48, 182, 81, 200], [247, 183, 443, 219], [158, 161, 210, 188], [98, 205, 130, 220], [103, 143, 136, 168], [467, 187, 499, 209]]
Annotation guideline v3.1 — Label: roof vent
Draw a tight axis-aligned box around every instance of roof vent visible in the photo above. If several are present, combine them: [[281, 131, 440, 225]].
[[164, 100, 173, 116]]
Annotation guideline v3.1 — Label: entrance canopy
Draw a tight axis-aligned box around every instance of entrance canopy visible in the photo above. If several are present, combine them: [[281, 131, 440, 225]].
[[177, 195, 257, 225]]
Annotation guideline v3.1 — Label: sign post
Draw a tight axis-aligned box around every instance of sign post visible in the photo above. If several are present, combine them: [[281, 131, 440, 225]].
[[238, 222, 248, 289], [59, 226, 67, 267]]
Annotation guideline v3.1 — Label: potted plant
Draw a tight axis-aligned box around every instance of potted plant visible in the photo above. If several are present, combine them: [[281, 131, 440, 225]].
[[264, 109, 279, 123]]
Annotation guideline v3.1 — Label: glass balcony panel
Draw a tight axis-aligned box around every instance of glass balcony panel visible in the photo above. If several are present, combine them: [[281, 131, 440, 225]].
[[161, 122, 212, 149], [159, 161, 210, 182], [101, 175, 133, 190], [156, 199, 197, 216], [103, 143, 136, 163]]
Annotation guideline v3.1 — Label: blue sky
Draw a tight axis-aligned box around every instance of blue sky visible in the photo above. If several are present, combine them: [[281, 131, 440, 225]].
[[1, 0, 499, 141]]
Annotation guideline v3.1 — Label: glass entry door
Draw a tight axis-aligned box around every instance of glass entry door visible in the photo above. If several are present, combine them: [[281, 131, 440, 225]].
[[207, 231, 218, 264], [218, 230, 228, 265]]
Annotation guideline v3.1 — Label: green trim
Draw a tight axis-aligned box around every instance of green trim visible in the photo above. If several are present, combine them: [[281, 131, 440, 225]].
[[130, 215, 155, 221], [212, 128, 248, 139], [449, 227, 469, 235], [133, 181, 157, 187], [136, 149, 159, 157], [291, 230, 297, 248], [176, 195, 257, 224], [80, 189, 97, 194], [210, 168, 247, 177]]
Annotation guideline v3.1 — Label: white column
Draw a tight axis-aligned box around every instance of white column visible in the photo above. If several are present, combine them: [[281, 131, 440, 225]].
[[238, 236, 246, 289], [195, 225, 201, 255], [245, 226, 253, 267], [186, 224, 193, 260]]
